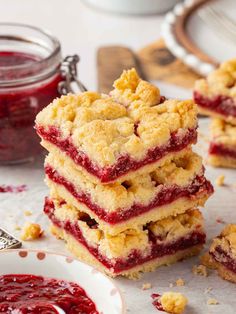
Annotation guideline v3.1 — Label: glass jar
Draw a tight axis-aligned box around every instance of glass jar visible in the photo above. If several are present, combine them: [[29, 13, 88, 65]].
[[0, 23, 85, 165]]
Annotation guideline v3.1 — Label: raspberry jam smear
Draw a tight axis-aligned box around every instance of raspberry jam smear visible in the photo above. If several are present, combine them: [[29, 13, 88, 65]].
[[0, 274, 98, 314], [209, 142, 236, 159], [37, 126, 197, 183], [44, 198, 206, 274], [194, 91, 236, 118], [0, 51, 62, 164]]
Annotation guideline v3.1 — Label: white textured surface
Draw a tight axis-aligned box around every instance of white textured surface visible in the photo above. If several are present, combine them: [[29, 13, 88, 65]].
[[1, 119, 236, 314], [0, 1, 236, 313]]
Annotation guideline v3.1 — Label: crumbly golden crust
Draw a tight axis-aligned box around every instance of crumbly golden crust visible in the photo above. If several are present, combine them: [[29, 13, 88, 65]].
[[210, 118, 236, 147], [194, 59, 236, 99], [48, 179, 209, 234], [45, 149, 203, 213], [210, 224, 236, 254], [36, 69, 197, 167], [50, 197, 204, 260], [208, 154, 236, 169], [160, 292, 188, 314], [50, 224, 203, 279]]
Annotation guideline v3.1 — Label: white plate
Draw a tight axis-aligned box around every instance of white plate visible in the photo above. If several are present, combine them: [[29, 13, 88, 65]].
[[0, 249, 125, 314], [161, 0, 236, 76]]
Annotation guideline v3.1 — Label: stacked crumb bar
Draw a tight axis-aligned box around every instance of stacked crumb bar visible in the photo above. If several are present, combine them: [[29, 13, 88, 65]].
[[36, 69, 213, 278], [194, 59, 236, 168]]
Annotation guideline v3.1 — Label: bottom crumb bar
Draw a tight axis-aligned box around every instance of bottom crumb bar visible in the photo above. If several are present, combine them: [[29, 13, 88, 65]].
[[44, 197, 205, 278], [202, 224, 236, 283]]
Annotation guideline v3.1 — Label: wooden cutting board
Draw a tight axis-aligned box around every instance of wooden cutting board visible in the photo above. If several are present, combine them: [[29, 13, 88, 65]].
[[97, 39, 203, 94]]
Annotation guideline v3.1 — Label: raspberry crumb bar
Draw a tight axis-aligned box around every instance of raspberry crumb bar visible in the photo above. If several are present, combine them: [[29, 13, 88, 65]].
[[36, 69, 198, 184], [202, 224, 236, 283], [45, 197, 205, 278], [194, 59, 236, 125], [45, 149, 213, 234], [208, 118, 236, 168]]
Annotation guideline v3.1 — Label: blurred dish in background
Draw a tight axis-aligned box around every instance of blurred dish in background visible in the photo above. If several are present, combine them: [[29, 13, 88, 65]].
[[83, 0, 181, 15], [161, 0, 236, 76]]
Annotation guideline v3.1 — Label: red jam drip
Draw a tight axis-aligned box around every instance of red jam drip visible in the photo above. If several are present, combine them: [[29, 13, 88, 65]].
[[0, 51, 62, 164], [209, 142, 236, 159], [44, 198, 206, 274], [210, 245, 236, 274], [0, 274, 98, 314], [45, 165, 213, 225], [37, 125, 197, 183], [194, 91, 236, 117], [151, 294, 165, 312], [0, 184, 27, 193]]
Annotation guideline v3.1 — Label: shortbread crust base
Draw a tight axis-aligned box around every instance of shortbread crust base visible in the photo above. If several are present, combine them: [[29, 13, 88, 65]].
[[48, 179, 209, 235], [208, 154, 236, 169], [197, 106, 236, 126], [51, 224, 203, 279]]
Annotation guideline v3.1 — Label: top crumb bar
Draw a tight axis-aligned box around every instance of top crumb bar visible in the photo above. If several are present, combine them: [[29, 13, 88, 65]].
[[36, 69, 197, 183], [194, 59, 236, 125]]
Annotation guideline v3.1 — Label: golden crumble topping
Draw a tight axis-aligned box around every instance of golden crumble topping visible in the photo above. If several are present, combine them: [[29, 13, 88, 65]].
[[36, 69, 197, 166], [195, 58, 236, 98], [20, 223, 43, 241], [209, 224, 236, 256], [210, 118, 236, 147], [52, 199, 203, 259], [45, 149, 203, 212], [160, 292, 188, 314]]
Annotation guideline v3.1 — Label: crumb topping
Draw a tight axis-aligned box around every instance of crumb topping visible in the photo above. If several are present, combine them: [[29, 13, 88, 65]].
[[210, 224, 236, 257], [20, 223, 43, 241], [45, 149, 203, 212], [52, 199, 203, 259], [210, 118, 236, 147], [207, 298, 219, 305], [175, 278, 185, 286], [215, 175, 225, 186], [36, 69, 197, 166], [24, 210, 32, 216], [194, 58, 236, 98], [142, 283, 152, 290], [192, 264, 208, 277], [160, 292, 188, 314]]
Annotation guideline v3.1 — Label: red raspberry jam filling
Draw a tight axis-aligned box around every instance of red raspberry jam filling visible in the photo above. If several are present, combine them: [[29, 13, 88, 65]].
[[44, 198, 206, 274], [45, 165, 213, 225], [209, 142, 236, 159], [37, 125, 197, 183], [194, 91, 236, 118], [0, 51, 62, 164], [210, 245, 236, 274], [0, 274, 98, 314]]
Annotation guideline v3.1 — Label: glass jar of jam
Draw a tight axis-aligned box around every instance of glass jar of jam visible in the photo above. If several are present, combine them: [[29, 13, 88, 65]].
[[0, 23, 85, 164]]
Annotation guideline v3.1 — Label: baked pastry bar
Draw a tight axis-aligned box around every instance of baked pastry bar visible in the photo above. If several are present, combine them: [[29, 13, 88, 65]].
[[36, 69, 198, 184], [208, 118, 236, 168], [202, 224, 236, 283], [194, 59, 236, 125], [45, 149, 213, 234], [44, 197, 206, 278]]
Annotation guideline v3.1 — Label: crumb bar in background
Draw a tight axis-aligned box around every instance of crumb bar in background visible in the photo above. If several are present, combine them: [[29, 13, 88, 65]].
[[194, 59, 236, 125], [209, 118, 236, 168], [202, 224, 236, 283]]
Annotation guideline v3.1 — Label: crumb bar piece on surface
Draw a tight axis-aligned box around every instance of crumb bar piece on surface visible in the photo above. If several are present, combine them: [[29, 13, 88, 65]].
[[45, 149, 213, 234], [45, 197, 206, 278], [20, 223, 43, 241], [194, 59, 236, 125], [160, 291, 188, 314], [202, 224, 236, 283], [36, 68, 198, 184], [209, 118, 236, 168]]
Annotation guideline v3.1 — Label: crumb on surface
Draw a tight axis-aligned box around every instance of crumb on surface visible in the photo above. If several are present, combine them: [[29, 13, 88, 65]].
[[204, 287, 213, 294], [169, 283, 174, 288], [207, 298, 219, 305], [20, 222, 43, 241], [14, 225, 21, 231], [215, 175, 225, 186], [160, 292, 188, 314], [24, 210, 32, 216], [216, 217, 225, 224], [175, 278, 185, 286], [192, 264, 208, 277], [142, 282, 152, 290]]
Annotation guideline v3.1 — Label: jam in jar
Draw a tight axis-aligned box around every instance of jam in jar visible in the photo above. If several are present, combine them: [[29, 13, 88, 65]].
[[0, 23, 84, 164]]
